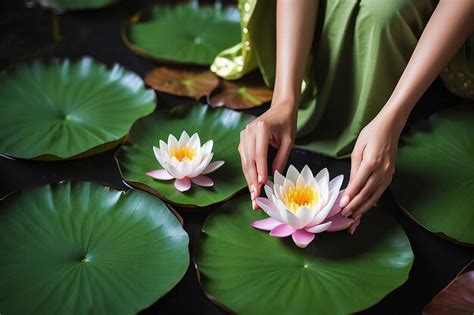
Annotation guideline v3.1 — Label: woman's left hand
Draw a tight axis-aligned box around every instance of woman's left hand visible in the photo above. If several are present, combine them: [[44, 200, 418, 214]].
[[340, 109, 406, 234]]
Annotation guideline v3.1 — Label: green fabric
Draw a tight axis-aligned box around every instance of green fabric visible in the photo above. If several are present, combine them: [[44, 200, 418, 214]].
[[212, 0, 473, 158]]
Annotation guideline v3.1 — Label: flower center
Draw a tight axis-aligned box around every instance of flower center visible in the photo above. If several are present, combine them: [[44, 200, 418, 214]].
[[283, 185, 318, 213], [170, 146, 196, 161]]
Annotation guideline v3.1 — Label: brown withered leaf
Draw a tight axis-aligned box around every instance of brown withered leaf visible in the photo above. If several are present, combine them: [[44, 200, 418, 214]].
[[209, 80, 273, 109], [145, 67, 219, 100], [423, 261, 474, 315]]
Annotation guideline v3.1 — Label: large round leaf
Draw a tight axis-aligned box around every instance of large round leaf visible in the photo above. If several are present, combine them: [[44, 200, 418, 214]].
[[194, 196, 414, 314], [391, 106, 474, 245], [35, 0, 118, 11], [123, 3, 241, 65], [115, 104, 253, 207], [0, 181, 189, 314], [0, 57, 156, 160]]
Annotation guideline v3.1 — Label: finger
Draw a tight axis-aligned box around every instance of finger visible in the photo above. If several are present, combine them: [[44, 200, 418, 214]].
[[255, 124, 270, 185], [340, 158, 376, 214], [271, 136, 293, 173], [238, 143, 252, 189], [242, 131, 260, 202], [352, 179, 388, 220], [342, 170, 383, 216], [348, 217, 361, 235], [350, 140, 365, 183]]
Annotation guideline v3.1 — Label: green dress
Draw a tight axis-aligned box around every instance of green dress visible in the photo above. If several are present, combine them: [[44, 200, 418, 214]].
[[211, 0, 473, 158]]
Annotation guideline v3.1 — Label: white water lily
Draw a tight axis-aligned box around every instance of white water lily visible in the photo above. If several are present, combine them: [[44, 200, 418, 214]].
[[252, 165, 353, 248], [146, 131, 224, 192]]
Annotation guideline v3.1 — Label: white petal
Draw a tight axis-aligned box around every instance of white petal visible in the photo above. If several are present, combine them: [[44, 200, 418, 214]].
[[286, 165, 299, 185], [315, 168, 329, 185], [274, 170, 285, 187], [308, 186, 342, 227], [202, 160, 224, 174], [296, 174, 305, 187], [165, 162, 184, 179], [328, 174, 344, 192], [178, 131, 190, 147], [277, 200, 301, 228], [201, 140, 214, 156], [295, 206, 316, 228], [153, 146, 167, 168], [301, 165, 314, 184], [168, 134, 179, 150], [264, 184, 274, 199], [188, 153, 213, 178], [191, 175, 213, 187], [316, 168, 330, 205], [305, 221, 332, 233], [188, 133, 201, 149]]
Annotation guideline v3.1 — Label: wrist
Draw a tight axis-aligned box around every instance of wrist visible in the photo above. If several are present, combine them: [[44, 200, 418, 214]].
[[379, 102, 411, 135]]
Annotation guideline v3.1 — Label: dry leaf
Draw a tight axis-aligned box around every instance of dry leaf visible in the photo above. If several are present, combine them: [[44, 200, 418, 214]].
[[145, 67, 219, 100], [209, 81, 273, 109]]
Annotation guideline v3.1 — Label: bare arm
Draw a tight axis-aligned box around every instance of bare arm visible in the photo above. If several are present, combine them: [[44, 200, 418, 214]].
[[239, 0, 318, 209], [342, 0, 474, 229]]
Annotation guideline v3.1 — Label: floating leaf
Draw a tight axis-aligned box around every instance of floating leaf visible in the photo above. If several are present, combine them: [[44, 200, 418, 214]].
[[0, 57, 156, 160], [115, 104, 253, 207], [123, 3, 241, 65], [145, 67, 219, 100], [0, 181, 189, 314], [423, 261, 474, 315], [34, 0, 118, 11], [209, 80, 273, 109], [391, 106, 474, 245], [194, 195, 413, 314]]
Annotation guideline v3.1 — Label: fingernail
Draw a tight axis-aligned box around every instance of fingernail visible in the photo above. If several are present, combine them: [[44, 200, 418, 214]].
[[252, 200, 257, 210], [354, 213, 361, 220], [343, 210, 352, 217], [257, 175, 263, 184], [340, 195, 350, 208], [250, 185, 256, 200]]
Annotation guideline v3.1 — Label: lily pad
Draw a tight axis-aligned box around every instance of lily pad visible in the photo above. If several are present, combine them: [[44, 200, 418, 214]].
[[35, 0, 118, 11], [423, 261, 474, 315], [194, 195, 414, 314], [115, 104, 253, 207], [0, 57, 156, 160], [391, 106, 474, 245], [123, 3, 241, 65], [0, 181, 189, 314], [209, 80, 273, 109], [145, 67, 219, 100]]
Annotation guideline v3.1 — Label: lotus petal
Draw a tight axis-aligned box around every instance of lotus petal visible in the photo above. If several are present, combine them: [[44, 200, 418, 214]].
[[146, 169, 173, 180], [305, 221, 332, 234], [255, 197, 282, 221], [251, 218, 281, 231], [270, 224, 296, 237], [202, 160, 224, 174], [191, 175, 214, 187], [326, 215, 354, 232], [175, 177, 192, 192], [286, 165, 300, 184], [292, 229, 316, 248]]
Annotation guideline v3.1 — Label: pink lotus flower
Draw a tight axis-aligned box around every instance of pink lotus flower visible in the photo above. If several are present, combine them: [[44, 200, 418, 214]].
[[251, 165, 353, 248], [146, 131, 224, 192]]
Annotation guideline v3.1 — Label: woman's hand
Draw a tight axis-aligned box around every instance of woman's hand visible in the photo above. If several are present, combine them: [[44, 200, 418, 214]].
[[238, 101, 297, 209], [340, 109, 406, 233]]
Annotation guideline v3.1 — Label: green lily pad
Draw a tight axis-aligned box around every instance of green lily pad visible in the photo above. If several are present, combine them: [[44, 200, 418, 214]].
[[0, 181, 189, 314], [391, 106, 474, 245], [115, 104, 253, 207], [0, 57, 155, 160], [194, 196, 414, 314], [35, 0, 118, 11], [124, 3, 241, 65]]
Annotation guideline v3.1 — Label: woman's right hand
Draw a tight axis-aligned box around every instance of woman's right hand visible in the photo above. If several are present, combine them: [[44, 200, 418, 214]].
[[238, 101, 298, 209]]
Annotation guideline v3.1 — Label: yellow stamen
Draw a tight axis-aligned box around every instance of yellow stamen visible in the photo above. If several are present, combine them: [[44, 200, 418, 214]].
[[283, 185, 318, 213], [170, 146, 195, 161]]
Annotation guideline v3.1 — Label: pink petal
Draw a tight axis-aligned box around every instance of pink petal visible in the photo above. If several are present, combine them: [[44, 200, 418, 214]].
[[146, 169, 173, 180], [326, 190, 345, 218], [292, 229, 315, 248], [270, 224, 296, 237], [202, 160, 225, 174], [191, 175, 214, 187], [174, 178, 191, 192], [326, 215, 354, 232], [255, 197, 282, 220], [305, 221, 332, 234], [251, 218, 281, 231]]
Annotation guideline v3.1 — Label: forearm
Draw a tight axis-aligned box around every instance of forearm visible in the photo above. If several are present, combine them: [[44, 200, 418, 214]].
[[272, 0, 318, 111], [382, 0, 474, 128]]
